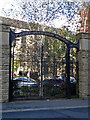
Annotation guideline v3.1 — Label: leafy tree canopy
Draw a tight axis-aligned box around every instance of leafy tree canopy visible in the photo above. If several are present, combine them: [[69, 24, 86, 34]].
[[2, 0, 89, 33]]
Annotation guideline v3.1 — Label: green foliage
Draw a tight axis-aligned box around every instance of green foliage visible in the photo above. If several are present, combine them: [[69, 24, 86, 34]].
[[42, 27, 77, 77], [20, 86, 39, 96], [43, 86, 66, 97], [44, 26, 77, 59]]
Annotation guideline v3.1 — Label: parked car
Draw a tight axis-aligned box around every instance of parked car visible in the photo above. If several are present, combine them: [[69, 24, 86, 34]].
[[11, 72, 16, 77], [60, 76, 76, 84], [13, 77, 38, 88], [70, 77, 76, 83], [42, 78, 65, 87]]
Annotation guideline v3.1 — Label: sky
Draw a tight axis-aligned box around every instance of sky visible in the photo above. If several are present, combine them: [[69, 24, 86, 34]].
[[0, 0, 10, 9]]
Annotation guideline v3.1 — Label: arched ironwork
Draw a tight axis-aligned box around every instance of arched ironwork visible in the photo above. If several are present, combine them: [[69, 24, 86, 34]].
[[10, 29, 79, 50]]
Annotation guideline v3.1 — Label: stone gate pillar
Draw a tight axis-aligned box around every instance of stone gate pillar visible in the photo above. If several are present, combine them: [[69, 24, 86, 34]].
[[0, 21, 10, 102], [77, 33, 90, 99]]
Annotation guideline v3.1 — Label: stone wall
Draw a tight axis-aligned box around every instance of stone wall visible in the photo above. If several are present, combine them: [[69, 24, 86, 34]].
[[88, 49, 90, 99], [77, 33, 90, 99], [0, 22, 10, 102]]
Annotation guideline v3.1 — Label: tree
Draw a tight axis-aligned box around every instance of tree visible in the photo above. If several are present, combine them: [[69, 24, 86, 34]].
[[2, 0, 85, 33], [2, 0, 87, 78], [43, 26, 77, 78]]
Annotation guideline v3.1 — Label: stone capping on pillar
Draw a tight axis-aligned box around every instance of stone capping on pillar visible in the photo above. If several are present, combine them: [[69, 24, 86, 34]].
[[76, 32, 90, 51], [0, 22, 10, 32], [76, 32, 90, 99]]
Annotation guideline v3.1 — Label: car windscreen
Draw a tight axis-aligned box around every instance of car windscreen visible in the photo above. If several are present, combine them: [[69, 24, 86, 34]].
[[14, 78, 36, 83]]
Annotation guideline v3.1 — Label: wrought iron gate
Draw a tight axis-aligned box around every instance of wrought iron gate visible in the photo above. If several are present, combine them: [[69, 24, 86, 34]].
[[9, 29, 79, 101]]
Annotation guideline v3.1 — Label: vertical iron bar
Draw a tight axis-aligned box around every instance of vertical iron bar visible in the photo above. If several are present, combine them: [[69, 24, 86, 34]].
[[39, 44, 43, 97], [12, 43, 14, 83], [66, 46, 71, 99], [53, 55, 55, 79], [9, 32, 12, 101], [71, 61, 73, 76], [76, 49, 79, 97]]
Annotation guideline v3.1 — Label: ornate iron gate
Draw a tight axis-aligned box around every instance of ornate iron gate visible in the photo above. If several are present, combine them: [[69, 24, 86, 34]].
[[9, 29, 79, 101]]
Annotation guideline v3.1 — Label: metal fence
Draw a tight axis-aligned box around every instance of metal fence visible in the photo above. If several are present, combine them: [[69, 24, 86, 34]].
[[9, 30, 79, 101]]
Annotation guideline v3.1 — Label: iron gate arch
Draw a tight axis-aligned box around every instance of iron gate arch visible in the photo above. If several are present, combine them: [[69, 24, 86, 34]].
[[9, 29, 79, 101]]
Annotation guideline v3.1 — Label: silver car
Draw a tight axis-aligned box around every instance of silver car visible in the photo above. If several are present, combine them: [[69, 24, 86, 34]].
[[13, 77, 38, 88]]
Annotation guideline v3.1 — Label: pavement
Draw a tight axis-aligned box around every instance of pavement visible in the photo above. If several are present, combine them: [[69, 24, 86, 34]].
[[1, 98, 88, 113]]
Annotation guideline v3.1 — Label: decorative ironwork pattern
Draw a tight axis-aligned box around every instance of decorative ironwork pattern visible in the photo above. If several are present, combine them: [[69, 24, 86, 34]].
[[10, 29, 79, 50]]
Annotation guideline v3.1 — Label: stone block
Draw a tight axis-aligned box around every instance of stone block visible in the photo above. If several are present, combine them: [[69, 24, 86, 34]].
[[0, 32, 9, 45], [77, 33, 90, 50], [0, 23, 10, 32]]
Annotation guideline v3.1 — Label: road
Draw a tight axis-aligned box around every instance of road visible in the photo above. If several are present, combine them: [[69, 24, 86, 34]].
[[2, 107, 88, 119]]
